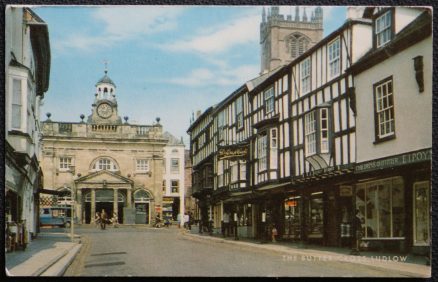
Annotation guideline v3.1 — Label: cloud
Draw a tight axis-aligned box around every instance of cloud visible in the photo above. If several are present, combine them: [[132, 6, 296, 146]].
[[54, 6, 185, 53], [162, 12, 260, 54], [168, 64, 259, 88]]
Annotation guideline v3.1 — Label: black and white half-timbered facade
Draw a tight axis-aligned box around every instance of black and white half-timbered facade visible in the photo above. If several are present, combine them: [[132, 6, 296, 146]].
[[187, 6, 432, 254]]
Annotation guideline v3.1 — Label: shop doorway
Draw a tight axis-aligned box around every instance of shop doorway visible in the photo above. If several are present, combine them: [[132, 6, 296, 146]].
[[84, 189, 125, 224], [134, 190, 152, 224]]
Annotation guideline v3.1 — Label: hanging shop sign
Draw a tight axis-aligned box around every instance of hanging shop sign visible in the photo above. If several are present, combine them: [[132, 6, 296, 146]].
[[285, 200, 298, 207], [339, 186, 353, 197], [218, 144, 248, 160], [355, 148, 432, 173]]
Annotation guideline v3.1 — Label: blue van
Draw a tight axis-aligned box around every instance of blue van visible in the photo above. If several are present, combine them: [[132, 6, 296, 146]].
[[40, 207, 72, 227]]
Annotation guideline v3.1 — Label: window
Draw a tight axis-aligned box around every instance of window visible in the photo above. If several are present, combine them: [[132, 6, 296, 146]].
[[59, 157, 72, 170], [356, 177, 405, 238], [257, 134, 268, 171], [217, 161, 224, 187], [239, 161, 246, 181], [231, 161, 238, 183], [270, 128, 278, 169], [289, 34, 310, 59], [136, 159, 149, 172], [375, 10, 392, 47], [301, 58, 311, 94], [235, 96, 243, 129], [305, 111, 317, 155], [320, 108, 329, 153], [328, 38, 340, 78], [264, 87, 274, 114], [171, 180, 179, 193], [374, 77, 395, 141], [218, 110, 225, 141], [12, 79, 22, 129], [413, 182, 430, 246], [162, 180, 166, 192], [92, 158, 118, 171], [305, 107, 331, 156], [171, 158, 179, 173]]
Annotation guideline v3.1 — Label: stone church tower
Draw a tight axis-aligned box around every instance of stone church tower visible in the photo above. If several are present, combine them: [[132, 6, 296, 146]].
[[260, 6, 323, 73]]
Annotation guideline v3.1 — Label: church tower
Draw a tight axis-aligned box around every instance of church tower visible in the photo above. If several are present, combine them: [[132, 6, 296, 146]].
[[88, 67, 122, 124], [260, 6, 324, 74]]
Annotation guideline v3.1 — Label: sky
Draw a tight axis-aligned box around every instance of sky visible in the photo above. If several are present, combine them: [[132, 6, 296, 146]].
[[33, 5, 347, 146]]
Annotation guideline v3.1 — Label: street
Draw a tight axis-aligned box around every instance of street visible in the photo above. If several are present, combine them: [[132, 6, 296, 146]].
[[64, 226, 411, 277]]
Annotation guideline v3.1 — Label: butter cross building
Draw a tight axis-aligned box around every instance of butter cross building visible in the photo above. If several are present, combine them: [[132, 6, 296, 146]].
[[40, 69, 168, 225]]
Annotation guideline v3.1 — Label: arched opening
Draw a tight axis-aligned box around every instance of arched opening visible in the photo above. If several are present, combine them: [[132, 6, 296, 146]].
[[134, 189, 152, 224], [287, 33, 310, 59], [90, 157, 120, 172], [83, 189, 126, 224]]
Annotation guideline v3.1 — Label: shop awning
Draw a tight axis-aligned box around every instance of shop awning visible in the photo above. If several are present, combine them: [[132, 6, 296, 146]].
[[39, 189, 69, 196]]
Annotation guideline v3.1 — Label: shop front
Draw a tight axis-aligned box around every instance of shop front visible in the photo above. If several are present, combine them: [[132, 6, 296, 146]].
[[355, 149, 431, 254]]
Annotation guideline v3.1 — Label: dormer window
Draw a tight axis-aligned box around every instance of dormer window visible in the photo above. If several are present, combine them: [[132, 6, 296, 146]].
[[375, 10, 392, 48]]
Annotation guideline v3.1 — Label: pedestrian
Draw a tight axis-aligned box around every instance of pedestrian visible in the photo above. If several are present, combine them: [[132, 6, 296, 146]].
[[183, 213, 189, 229], [188, 212, 192, 230], [177, 213, 181, 228], [111, 212, 119, 228], [100, 209, 108, 230], [271, 224, 278, 243], [352, 209, 363, 253], [154, 214, 161, 228], [223, 212, 230, 237], [94, 212, 101, 228]]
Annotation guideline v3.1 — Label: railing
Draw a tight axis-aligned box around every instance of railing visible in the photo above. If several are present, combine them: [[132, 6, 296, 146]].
[[59, 123, 72, 133], [91, 124, 118, 132], [136, 126, 151, 135]]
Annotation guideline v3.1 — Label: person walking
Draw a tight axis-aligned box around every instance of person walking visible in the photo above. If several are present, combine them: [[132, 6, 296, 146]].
[[100, 209, 108, 230], [94, 212, 101, 228], [271, 224, 278, 243], [111, 212, 119, 228], [223, 212, 230, 237]]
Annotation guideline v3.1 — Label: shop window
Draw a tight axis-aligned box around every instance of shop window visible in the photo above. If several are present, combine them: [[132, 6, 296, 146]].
[[356, 177, 405, 238], [237, 204, 252, 226], [136, 159, 150, 172], [264, 87, 274, 114], [284, 197, 301, 239], [328, 38, 340, 79], [308, 193, 324, 238], [374, 77, 395, 142]]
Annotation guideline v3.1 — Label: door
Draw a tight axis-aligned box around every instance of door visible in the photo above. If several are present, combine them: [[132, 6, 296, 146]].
[[413, 181, 430, 246], [135, 203, 150, 224]]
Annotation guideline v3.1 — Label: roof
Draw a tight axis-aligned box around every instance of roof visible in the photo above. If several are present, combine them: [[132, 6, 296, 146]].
[[163, 131, 184, 145], [187, 106, 215, 133], [349, 10, 432, 75], [96, 71, 116, 87]]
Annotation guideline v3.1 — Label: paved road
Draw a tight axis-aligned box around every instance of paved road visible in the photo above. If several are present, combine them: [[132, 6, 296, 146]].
[[66, 226, 409, 277]]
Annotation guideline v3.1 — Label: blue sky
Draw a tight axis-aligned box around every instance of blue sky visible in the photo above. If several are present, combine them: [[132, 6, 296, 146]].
[[33, 5, 347, 146]]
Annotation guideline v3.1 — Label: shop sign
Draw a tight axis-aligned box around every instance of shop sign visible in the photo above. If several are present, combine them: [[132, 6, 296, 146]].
[[286, 200, 297, 207], [155, 205, 161, 212], [339, 186, 352, 197], [162, 197, 174, 202], [355, 149, 431, 173], [218, 145, 248, 160]]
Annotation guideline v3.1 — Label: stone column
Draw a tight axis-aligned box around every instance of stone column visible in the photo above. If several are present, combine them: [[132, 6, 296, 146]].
[[91, 189, 96, 224], [113, 188, 118, 217], [126, 188, 132, 208], [77, 189, 82, 223]]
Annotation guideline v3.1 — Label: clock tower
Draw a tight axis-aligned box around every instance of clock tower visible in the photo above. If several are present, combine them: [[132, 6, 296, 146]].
[[88, 68, 122, 124]]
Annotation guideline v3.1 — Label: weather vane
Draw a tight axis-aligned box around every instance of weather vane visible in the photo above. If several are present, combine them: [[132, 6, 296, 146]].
[[103, 59, 109, 74]]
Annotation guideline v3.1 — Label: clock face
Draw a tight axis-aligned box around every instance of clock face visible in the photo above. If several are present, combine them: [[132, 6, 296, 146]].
[[97, 103, 113, 118]]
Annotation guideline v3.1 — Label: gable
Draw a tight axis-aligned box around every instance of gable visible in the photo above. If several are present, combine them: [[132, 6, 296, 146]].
[[76, 170, 132, 184]]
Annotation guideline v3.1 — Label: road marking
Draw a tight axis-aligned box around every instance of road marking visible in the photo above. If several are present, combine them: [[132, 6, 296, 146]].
[[90, 251, 127, 256], [84, 261, 125, 268]]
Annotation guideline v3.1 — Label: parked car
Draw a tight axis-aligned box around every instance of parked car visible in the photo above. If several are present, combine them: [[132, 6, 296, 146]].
[[40, 206, 73, 227]]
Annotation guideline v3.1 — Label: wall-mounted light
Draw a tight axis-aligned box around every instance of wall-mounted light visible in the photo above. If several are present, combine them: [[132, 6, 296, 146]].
[[413, 56, 424, 93]]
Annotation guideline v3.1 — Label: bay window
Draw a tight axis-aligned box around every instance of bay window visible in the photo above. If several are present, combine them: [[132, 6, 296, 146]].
[[304, 107, 331, 156], [12, 78, 23, 130], [257, 134, 268, 171]]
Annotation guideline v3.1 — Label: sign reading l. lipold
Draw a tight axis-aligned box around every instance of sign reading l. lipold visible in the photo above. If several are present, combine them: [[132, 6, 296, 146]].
[[218, 144, 248, 160], [355, 148, 431, 173]]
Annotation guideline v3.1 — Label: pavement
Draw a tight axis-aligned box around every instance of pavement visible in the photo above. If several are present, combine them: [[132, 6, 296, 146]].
[[5, 228, 82, 277], [182, 229, 431, 278]]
